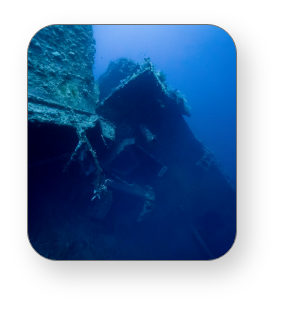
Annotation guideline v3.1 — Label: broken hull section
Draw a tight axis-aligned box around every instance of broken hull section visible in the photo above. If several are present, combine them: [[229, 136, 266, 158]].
[[28, 58, 235, 260]]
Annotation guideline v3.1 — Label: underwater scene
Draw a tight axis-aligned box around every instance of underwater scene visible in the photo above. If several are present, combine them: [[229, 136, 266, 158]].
[[28, 25, 236, 260]]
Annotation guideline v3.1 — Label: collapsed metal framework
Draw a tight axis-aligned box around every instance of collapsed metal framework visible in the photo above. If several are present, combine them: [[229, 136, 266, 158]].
[[28, 61, 236, 260]]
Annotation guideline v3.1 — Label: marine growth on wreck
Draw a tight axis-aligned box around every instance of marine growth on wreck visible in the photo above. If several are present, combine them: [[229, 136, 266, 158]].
[[28, 25, 236, 260]]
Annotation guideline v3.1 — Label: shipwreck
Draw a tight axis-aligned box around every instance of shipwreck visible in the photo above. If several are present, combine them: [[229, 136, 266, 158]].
[[28, 25, 236, 260]]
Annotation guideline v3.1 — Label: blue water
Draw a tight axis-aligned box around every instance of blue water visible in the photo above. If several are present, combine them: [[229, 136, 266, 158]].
[[92, 25, 236, 187]]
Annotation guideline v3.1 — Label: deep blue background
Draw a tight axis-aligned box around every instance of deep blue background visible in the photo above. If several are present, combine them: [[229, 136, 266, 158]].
[[92, 25, 236, 186]]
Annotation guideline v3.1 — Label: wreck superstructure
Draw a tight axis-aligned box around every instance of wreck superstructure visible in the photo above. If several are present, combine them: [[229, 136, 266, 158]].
[[28, 25, 236, 260]]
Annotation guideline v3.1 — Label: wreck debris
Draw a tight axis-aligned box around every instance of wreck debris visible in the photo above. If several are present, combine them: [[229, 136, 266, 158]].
[[140, 124, 157, 143], [68, 108, 103, 190], [101, 134, 107, 146], [63, 140, 84, 173], [87, 180, 113, 219], [104, 168, 136, 187], [196, 148, 215, 172], [91, 179, 113, 201], [99, 118, 116, 142], [137, 185, 155, 222], [105, 175, 147, 199], [158, 166, 168, 177], [87, 178, 115, 219], [102, 138, 136, 167], [91, 191, 100, 201]]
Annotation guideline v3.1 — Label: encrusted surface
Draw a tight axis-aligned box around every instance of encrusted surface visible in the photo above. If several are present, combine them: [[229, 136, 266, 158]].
[[28, 25, 96, 113], [28, 101, 99, 130]]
